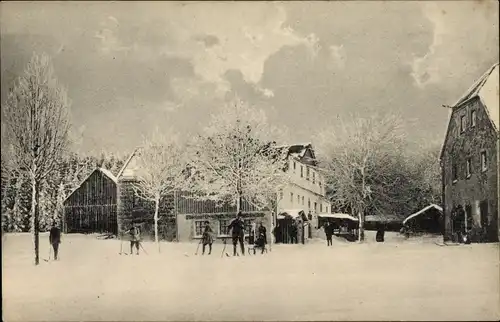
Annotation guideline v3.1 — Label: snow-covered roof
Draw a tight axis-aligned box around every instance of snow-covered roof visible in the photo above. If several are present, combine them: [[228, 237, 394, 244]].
[[440, 62, 499, 159], [64, 167, 118, 203], [318, 213, 358, 221], [403, 204, 443, 225], [116, 147, 140, 179], [277, 209, 306, 220], [365, 214, 401, 223], [453, 63, 499, 132]]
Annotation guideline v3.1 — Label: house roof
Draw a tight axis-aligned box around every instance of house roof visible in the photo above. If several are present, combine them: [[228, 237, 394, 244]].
[[275, 142, 317, 164], [453, 62, 499, 131], [402, 204, 443, 225], [64, 167, 117, 202], [116, 147, 140, 179], [318, 213, 359, 221], [277, 209, 306, 220], [440, 62, 499, 159]]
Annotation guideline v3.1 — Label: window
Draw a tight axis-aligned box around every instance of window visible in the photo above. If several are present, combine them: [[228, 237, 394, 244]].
[[300, 165, 303, 178], [293, 161, 296, 173], [194, 220, 204, 237], [302, 196, 304, 205], [243, 219, 253, 236], [280, 190, 284, 200], [481, 151, 487, 172], [312, 172, 315, 184], [460, 115, 466, 133], [471, 110, 477, 127], [466, 158, 472, 178], [452, 162, 458, 182], [319, 179, 322, 187], [306, 167, 310, 181], [325, 206, 329, 213], [308, 198, 311, 209], [314, 202, 318, 212], [219, 219, 230, 236], [297, 195, 300, 204], [320, 204, 323, 212], [290, 192, 294, 203]]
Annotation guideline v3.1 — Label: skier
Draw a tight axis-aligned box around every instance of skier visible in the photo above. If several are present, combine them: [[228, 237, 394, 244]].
[[228, 212, 246, 256], [201, 221, 214, 255], [127, 223, 141, 255], [49, 221, 61, 260]]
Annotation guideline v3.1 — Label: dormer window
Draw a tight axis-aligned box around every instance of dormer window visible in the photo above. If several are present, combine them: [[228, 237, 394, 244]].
[[466, 158, 472, 178], [460, 115, 466, 133], [481, 151, 487, 172], [471, 110, 476, 127]]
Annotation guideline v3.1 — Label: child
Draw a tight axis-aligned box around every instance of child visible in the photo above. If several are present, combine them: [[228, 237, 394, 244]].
[[255, 222, 267, 254], [202, 221, 214, 255], [128, 223, 141, 255]]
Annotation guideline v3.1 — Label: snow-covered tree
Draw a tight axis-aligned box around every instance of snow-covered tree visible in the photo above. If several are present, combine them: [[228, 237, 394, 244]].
[[317, 112, 406, 242], [131, 128, 188, 252], [2, 52, 71, 265], [186, 98, 290, 214]]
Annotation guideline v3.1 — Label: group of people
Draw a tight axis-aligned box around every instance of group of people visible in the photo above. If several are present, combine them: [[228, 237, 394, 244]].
[[201, 212, 268, 256]]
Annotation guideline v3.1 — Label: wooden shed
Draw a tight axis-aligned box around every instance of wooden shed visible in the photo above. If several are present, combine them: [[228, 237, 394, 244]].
[[63, 168, 118, 234]]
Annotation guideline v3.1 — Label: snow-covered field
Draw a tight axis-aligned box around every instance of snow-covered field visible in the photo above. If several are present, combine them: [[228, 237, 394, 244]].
[[2, 232, 499, 321]]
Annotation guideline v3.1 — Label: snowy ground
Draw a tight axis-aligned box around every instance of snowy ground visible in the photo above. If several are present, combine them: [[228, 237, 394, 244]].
[[2, 232, 499, 321]]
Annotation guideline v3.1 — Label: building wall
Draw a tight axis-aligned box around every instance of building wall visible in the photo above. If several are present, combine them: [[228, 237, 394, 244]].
[[442, 97, 499, 242], [63, 170, 117, 234], [278, 156, 332, 238], [177, 211, 271, 244], [116, 179, 177, 241]]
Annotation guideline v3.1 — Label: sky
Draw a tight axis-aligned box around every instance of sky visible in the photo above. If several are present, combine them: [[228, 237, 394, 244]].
[[1, 1, 498, 156]]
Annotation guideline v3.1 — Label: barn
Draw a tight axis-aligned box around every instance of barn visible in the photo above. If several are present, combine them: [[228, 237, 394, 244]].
[[63, 168, 118, 235]]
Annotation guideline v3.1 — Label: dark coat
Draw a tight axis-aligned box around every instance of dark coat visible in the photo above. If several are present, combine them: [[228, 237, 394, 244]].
[[202, 224, 214, 244], [228, 218, 245, 237], [49, 227, 61, 244]]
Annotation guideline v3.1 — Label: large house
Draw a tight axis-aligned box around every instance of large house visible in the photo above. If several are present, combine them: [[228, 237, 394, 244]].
[[275, 143, 332, 242], [440, 62, 499, 243]]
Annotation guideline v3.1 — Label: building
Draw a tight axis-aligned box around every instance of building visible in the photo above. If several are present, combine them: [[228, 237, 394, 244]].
[[116, 148, 271, 243], [402, 204, 443, 235], [63, 168, 118, 235], [440, 62, 499, 243], [275, 143, 332, 242], [116, 148, 177, 241]]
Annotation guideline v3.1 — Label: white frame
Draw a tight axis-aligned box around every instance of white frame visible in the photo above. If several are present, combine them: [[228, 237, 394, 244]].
[[218, 219, 230, 237]]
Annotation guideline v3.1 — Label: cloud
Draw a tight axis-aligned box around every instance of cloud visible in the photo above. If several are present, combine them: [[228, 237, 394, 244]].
[[328, 44, 346, 69], [411, 1, 499, 88]]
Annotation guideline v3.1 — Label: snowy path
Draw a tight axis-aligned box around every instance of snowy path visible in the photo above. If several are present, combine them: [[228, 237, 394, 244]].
[[2, 233, 499, 321]]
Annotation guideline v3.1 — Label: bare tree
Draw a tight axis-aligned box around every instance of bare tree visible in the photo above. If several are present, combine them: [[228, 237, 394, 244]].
[[2, 52, 71, 265], [186, 98, 290, 237], [131, 128, 188, 253], [317, 112, 406, 241]]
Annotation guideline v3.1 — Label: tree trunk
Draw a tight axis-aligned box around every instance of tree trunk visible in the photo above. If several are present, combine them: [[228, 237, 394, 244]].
[[154, 197, 160, 253], [358, 210, 365, 242], [31, 174, 40, 265]]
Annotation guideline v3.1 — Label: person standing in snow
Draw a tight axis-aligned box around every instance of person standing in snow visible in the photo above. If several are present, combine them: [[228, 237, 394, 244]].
[[127, 223, 141, 255], [49, 221, 61, 260], [228, 212, 246, 256], [324, 221, 334, 246], [201, 221, 214, 255]]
